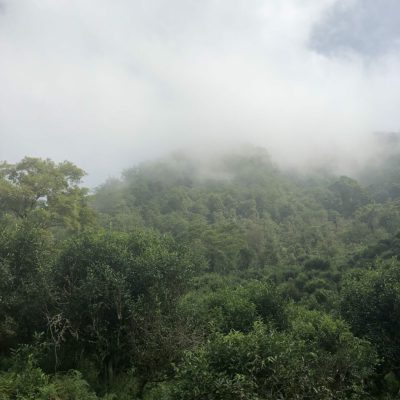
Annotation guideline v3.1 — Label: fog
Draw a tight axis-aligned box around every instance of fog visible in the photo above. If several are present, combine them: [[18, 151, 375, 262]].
[[1, 0, 400, 184]]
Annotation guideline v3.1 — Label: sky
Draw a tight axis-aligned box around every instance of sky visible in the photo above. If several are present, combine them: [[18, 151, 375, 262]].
[[1, 0, 400, 184]]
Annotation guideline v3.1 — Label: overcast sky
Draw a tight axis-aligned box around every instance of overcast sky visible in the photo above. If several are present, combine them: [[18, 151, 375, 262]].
[[1, 0, 400, 184]]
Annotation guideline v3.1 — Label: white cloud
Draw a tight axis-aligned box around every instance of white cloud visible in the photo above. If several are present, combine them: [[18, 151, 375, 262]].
[[0, 0, 400, 184]]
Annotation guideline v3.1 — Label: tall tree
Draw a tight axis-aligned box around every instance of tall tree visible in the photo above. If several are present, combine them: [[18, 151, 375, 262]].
[[0, 157, 94, 231]]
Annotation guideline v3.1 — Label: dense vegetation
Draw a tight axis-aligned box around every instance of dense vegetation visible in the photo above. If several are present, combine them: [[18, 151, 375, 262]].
[[1, 147, 400, 399]]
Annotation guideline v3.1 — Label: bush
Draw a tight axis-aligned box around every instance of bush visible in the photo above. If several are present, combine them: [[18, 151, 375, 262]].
[[174, 310, 377, 400]]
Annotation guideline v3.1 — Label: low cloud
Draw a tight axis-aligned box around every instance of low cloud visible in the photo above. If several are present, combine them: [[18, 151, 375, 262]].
[[1, 0, 400, 184]]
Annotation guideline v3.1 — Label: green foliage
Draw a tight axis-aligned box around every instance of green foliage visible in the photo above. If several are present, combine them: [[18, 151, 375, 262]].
[[0, 220, 54, 350], [174, 313, 377, 400], [326, 176, 370, 217], [5, 150, 400, 398], [0, 157, 94, 231], [0, 349, 98, 400], [179, 280, 287, 336], [341, 261, 400, 376], [50, 229, 195, 385]]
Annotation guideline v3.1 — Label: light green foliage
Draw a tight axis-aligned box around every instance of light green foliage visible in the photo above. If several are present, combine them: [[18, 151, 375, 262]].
[[0, 157, 94, 231], [93, 148, 400, 276], [179, 280, 286, 334]]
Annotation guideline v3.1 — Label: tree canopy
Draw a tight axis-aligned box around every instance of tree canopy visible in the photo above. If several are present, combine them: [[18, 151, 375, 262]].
[[2, 149, 400, 399], [0, 157, 94, 230]]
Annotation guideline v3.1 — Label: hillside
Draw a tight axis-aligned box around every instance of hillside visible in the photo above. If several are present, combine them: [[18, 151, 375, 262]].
[[1, 148, 400, 399]]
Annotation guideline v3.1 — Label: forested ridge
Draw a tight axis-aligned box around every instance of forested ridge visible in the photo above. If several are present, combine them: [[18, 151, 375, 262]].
[[1, 146, 400, 399]]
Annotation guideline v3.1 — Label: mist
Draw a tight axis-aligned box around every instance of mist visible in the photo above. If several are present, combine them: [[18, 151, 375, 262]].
[[1, 0, 400, 184]]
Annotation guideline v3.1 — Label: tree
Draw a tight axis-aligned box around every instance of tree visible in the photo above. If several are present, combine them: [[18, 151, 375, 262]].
[[174, 311, 376, 400], [327, 176, 370, 217], [0, 220, 54, 351], [341, 261, 400, 381], [51, 230, 195, 386], [0, 157, 94, 231]]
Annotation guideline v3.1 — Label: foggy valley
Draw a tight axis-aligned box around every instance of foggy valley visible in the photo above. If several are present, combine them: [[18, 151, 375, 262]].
[[1, 1, 400, 399]]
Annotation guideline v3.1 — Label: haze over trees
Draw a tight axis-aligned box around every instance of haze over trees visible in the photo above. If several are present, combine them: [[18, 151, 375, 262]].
[[1, 145, 400, 399], [2, 1, 400, 398]]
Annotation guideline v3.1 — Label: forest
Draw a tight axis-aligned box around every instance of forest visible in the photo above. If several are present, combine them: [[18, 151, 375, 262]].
[[1, 145, 400, 399]]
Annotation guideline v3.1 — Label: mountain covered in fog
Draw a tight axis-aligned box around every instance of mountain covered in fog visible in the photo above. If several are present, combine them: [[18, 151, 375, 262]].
[[2, 146, 400, 398]]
